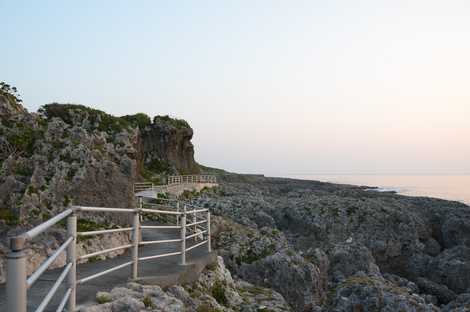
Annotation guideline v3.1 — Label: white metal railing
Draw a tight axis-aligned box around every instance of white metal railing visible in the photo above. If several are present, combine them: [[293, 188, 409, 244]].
[[6, 201, 211, 312], [167, 175, 217, 185], [133, 182, 154, 193], [133, 175, 217, 194]]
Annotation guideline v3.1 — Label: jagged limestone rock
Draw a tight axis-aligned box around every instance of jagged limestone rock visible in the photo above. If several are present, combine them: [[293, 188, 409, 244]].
[[82, 256, 292, 312]]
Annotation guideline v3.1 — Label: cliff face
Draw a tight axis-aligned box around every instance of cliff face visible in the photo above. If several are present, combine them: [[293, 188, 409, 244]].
[[0, 100, 201, 227], [141, 116, 200, 176], [0, 98, 202, 283], [0, 101, 139, 226]]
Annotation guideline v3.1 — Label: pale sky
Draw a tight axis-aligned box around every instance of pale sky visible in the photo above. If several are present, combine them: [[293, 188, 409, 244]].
[[2, 0, 470, 175]]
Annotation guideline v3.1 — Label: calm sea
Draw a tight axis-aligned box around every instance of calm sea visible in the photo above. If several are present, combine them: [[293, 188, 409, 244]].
[[284, 174, 470, 205]]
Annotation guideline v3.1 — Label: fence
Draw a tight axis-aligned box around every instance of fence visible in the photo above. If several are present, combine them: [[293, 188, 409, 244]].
[[6, 202, 211, 312], [133, 175, 217, 194], [167, 175, 217, 185]]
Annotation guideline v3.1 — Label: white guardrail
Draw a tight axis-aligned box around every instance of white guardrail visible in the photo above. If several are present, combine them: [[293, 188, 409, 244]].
[[133, 175, 217, 193], [6, 201, 211, 312]]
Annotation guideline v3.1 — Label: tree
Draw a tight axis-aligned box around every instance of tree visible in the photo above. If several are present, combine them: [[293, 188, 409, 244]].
[[0, 81, 22, 103]]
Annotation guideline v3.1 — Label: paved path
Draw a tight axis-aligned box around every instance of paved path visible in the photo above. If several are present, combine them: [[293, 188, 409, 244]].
[[0, 223, 210, 312]]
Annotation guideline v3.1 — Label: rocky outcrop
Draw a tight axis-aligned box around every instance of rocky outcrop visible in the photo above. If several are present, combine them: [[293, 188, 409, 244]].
[[141, 115, 200, 176], [193, 175, 470, 310], [326, 273, 439, 312], [0, 98, 200, 283], [82, 256, 292, 312], [211, 216, 326, 311]]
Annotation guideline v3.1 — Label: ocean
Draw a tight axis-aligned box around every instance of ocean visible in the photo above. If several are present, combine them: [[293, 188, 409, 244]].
[[284, 174, 470, 205]]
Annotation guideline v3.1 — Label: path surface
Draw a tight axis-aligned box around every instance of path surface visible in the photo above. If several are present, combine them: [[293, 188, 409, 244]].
[[0, 223, 210, 312]]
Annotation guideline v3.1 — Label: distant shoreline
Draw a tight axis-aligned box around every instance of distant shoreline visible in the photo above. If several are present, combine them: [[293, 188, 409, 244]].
[[274, 174, 470, 206]]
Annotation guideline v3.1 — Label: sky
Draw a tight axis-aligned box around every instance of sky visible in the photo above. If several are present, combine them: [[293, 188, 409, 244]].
[[2, 0, 470, 175]]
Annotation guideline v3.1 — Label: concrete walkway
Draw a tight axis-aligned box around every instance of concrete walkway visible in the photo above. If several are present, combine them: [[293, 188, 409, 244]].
[[0, 223, 212, 312]]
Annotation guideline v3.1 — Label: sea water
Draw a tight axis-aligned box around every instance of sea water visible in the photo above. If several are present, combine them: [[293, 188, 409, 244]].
[[284, 174, 470, 205]]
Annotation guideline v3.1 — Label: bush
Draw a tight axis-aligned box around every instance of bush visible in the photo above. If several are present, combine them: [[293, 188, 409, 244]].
[[0, 81, 22, 104], [96, 292, 112, 304], [143, 296, 155, 308], [0, 208, 19, 225], [121, 113, 151, 129], [153, 115, 190, 129], [211, 281, 228, 306], [39, 103, 132, 133]]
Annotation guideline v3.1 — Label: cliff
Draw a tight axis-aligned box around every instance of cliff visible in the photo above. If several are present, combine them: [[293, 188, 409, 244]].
[[140, 115, 201, 177], [0, 99, 201, 226], [0, 95, 202, 283]]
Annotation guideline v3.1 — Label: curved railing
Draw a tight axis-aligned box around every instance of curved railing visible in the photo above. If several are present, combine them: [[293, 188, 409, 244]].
[[167, 175, 217, 185], [133, 175, 217, 194], [6, 202, 211, 312]]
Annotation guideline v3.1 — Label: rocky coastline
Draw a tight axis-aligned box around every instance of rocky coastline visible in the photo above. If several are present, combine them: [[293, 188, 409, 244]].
[[189, 174, 470, 311], [2, 90, 469, 311]]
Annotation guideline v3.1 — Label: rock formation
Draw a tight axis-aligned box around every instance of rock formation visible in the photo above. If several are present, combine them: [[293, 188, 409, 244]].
[[192, 175, 470, 311]]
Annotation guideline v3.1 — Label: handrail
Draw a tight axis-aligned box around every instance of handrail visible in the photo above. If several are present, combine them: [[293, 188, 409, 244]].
[[77, 261, 133, 285], [79, 244, 133, 260], [6, 201, 212, 312], [27, 236, 73, 288], [76, 206, 135, 213], [139, 251, 182, 261], [141, 208, 182, 215], [55, 288, 72, 312], [139, 238, 182, 245], [35, 263, 72, 312], [78, 227, 133, 236], [25, 208, 73, 241]]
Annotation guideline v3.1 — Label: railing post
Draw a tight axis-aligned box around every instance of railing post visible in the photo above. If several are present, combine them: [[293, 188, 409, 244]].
[[193, 210, 197, 238], [67, 213, 77, 311], [176, 202, 180, 226], [7, 236, 27, 312], [180, 205, 186, 265], [138, 197, 143, 222], [131, 208, 140, 280], [207, 211, 211, 252]]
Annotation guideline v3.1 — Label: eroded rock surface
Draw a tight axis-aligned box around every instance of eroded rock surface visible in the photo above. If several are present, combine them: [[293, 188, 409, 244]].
[[82, 256, 292, 312]]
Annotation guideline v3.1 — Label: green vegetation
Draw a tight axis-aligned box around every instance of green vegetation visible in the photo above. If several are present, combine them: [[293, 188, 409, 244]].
[[0, 81, 22, 104], [141, 168, 164, 185], [40, 103, 132, 133], [235, 244, 276, 265], [153, 115, 190, 129], [211, 281, 228, 306], [96, 292, 112, 304], [77, 219, 115, 232], [198, 164, 228, 175], [196, 304, 223, 312], [143, 296, 155, 308], [88, 255, 102, 263], [5, 124, 43, 157], [121, 113, 151, 129], [147, 158, 171, 174], [0, 208, 19, 225], [76, 219, 117, 242]]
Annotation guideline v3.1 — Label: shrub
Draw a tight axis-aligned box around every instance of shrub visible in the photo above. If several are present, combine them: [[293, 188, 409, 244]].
[[211, 281, 228, 306], [121, 113, 151, 129], [39, 103, 132, 134], [153, 115, 190, 129], [143, 296, 155, 308], [96, 292, 112, 304], [0, 208, 19, 225], [0, 81, 22, 104]]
